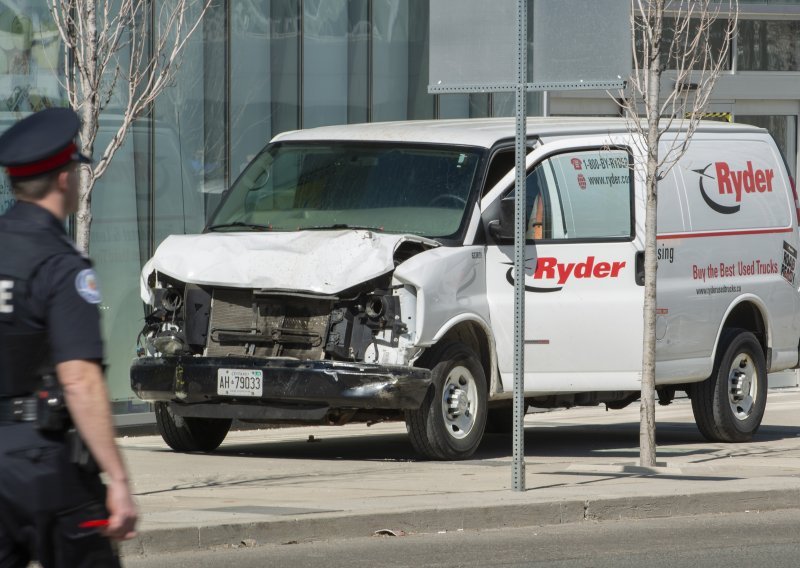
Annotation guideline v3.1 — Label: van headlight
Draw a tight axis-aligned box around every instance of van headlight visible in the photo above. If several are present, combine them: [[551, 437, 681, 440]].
[[145, 324, 187, 356], [156, 287, 184, 312]]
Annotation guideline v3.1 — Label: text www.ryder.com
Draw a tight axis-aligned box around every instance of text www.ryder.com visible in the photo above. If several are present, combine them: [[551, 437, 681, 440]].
[[587, 173, 629, 186], [696, 284, 741, 296]]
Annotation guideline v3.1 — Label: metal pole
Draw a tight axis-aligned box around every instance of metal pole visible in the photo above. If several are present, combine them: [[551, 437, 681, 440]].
[[512, 0, 527, 492]]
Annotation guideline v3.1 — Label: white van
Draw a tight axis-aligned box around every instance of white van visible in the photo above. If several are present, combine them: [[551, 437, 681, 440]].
[[131, 117, 800, 459]]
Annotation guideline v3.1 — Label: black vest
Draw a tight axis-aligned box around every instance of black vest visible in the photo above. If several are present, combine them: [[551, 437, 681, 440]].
[[0, 218, 76, 397]]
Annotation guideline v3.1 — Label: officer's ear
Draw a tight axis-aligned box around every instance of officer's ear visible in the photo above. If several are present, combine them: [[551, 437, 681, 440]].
[[54, 164, 77, 194], [54, 170, 70, 195]]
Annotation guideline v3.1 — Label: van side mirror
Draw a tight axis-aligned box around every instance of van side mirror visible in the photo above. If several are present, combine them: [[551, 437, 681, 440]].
[[488, 195, 516, 242]]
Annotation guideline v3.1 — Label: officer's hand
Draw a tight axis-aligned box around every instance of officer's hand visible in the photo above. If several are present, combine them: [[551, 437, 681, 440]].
[[103, 479, 139, 540]]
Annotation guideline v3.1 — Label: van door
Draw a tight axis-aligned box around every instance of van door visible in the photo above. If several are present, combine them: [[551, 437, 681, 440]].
[[483, 140, 644, 394]]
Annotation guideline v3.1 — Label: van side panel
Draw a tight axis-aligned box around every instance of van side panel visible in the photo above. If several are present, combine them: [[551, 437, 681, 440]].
[[655, 134, 800, 383], [393, 246, 490, 348]]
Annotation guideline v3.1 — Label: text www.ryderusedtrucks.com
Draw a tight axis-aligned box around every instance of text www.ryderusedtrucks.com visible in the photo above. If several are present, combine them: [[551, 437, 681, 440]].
[[696, 284, 742, 296]]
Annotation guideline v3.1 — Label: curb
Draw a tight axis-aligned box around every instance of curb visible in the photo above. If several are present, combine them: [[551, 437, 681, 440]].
[[120, 487, 800, 557]]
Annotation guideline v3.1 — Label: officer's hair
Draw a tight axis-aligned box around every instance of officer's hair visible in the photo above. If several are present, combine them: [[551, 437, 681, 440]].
[[11, 165, 70, 200]]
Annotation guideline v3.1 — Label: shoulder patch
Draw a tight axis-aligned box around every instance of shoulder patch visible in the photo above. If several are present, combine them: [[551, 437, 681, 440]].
[[75, 269, 102, 304]]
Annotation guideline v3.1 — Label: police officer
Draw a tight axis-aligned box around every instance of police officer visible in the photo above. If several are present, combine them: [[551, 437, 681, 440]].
[[0, 108, 137, 566]]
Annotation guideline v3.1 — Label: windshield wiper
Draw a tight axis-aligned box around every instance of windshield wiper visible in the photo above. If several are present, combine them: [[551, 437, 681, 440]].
[[304, 224, 383, 232], [206, 221, 271, 232]]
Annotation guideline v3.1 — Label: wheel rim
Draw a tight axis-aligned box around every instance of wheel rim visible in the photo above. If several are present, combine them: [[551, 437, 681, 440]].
[[728, 352, 758, 421], [440, 364, 479, 439]]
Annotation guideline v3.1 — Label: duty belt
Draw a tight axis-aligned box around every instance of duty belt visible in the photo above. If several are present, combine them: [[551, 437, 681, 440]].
[[0, 396, 38, 422]]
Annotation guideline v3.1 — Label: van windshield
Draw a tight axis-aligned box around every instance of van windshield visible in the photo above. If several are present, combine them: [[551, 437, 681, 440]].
[[208, 143, 482, 238]]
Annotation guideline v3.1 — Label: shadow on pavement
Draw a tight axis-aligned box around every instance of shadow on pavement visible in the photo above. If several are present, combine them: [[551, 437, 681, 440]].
[[195, 421, 798, 463]]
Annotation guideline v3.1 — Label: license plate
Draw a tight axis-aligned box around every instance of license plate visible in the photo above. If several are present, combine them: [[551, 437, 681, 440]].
[[217, 369, 263, 397]]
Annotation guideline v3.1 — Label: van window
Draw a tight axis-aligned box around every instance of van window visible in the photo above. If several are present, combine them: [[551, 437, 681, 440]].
[[511, 148, 633, 241], [210, 143, 482, 238], [484, 149, 515, 195]]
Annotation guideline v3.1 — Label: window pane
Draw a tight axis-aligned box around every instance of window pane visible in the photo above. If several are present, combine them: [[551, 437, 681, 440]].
[[211, 143, 481, 238], [372, 0, 434, 121], [156, 0, 219, 228], [634, 17, 733, 71], [0, 1, 64, 110], [517, 150, 632, 240], [492, 92, 543, 117], [271, 0, 300, 134], [347, 0, 369, 123], [88, 126, 149, 403], [406, 0, 432, 119], [438, 94, 470, 118], [231, 0, 271, 179], [439, 94, 492, 118], [737, 20, 800, 71], [200, 2, 228, 220], [303, 0, 348, 128]]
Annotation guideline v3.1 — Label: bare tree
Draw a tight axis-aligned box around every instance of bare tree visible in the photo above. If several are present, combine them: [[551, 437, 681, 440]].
[[48, 0, 212, 252], [617, 0, 738, 467]]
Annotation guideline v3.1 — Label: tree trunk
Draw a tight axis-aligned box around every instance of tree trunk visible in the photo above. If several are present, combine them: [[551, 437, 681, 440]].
[[75, 0, 98, 254], [640, 4, 663, 469], [75, 164, 93, 253]]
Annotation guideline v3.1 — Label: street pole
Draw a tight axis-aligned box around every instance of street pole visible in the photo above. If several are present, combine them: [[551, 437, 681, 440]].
[[512, 0, 527, 492]]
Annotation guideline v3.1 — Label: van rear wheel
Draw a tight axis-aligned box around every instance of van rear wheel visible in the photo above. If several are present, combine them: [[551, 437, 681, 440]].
[[155, 401, 232, 452], [691, 328, 767, 443], [404, 342, 487, 460]]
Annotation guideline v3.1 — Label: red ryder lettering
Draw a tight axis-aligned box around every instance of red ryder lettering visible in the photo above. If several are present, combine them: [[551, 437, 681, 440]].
[[534, 257, 625, 285], [715, 161, 774, 202]]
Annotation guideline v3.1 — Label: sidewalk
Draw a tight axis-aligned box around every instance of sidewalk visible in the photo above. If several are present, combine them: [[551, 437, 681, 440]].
[[119, 388, 800, 557]]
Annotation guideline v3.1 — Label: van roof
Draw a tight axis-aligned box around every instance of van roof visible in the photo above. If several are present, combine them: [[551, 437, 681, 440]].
[[272, 117, 767, 149]]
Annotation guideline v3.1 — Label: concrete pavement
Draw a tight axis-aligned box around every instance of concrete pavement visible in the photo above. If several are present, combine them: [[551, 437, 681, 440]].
[[119, 388, 800, 558]]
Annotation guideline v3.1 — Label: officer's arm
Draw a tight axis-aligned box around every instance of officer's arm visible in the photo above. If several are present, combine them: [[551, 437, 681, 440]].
[[57, 359, 138, 540], [56, 359, 129, 483], [45, 257, 137, 538]]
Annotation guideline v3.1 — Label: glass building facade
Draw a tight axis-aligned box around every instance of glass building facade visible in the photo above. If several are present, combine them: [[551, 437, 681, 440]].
[[2, 1, 800, 413]]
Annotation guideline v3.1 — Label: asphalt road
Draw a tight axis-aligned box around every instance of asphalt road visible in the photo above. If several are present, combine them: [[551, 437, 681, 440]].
[[125, 507, 800, 567]]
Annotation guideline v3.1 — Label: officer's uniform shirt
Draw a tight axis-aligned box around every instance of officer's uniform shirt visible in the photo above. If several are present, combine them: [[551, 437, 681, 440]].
[[1, 201, 104, 366]]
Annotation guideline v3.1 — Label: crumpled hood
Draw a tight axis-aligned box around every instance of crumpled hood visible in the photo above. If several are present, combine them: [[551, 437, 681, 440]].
[[140, 230, 438, 301]]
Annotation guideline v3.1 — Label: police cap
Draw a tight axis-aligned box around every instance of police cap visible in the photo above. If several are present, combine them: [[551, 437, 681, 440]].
[[0, 108, 91, 178]]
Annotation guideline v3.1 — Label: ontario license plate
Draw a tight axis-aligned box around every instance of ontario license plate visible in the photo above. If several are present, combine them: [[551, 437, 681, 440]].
[[217, 369, 263, 397]]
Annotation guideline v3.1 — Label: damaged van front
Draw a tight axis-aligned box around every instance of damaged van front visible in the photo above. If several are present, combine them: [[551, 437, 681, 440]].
[[131, 131, 489, 457]]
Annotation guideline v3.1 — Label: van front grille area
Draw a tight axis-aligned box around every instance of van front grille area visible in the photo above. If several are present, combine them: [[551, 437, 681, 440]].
[[206, 288, 332, 360]]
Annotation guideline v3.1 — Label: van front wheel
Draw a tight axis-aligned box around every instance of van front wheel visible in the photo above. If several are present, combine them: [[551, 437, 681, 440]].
[[691, 329, 767, 443], [405, 342, 488, 460], [155, 401, 232, 452]]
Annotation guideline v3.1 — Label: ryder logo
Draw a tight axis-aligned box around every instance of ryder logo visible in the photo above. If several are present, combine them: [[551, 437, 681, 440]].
[[505, 256, 626, 292], [693, 161, 775, 215]]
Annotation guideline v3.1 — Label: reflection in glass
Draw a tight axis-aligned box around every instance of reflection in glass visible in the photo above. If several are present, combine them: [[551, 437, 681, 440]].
[[304, 0, 349, 128], [737, 20, 800, 71], [0, 0, 65, 111], [271, 0, 300, 135], [634, 17, 733, 71], [231, 0, 271, 180], [372, 0, 434, 121], [347, 0, 369, 123]]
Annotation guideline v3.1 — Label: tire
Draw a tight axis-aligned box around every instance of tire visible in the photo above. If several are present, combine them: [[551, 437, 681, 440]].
[[691, 328, 768, 443], [404, 342, 488, 460], [155, 401, 232, 452]]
